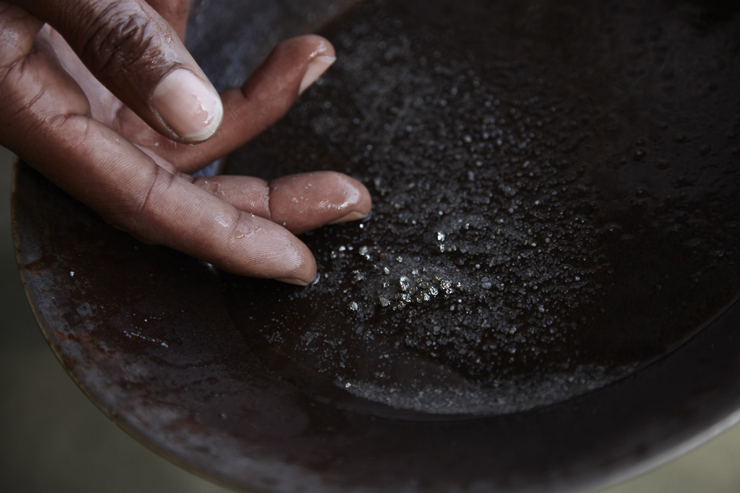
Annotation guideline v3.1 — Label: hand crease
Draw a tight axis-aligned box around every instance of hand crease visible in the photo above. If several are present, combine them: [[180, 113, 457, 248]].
[[135, 165, 169, 230], [266, 180, 274, 221]]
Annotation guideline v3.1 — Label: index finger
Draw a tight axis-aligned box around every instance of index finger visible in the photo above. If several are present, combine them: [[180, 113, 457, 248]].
[[27, 115, 318, 284]]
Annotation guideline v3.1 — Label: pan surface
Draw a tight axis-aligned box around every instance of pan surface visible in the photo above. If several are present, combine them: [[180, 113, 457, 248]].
[[223, 0, 740, 416], [13, 0, 740, 492]]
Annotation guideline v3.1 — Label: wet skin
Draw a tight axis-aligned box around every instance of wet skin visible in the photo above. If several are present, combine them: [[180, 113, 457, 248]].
[[0, 0, 371, 285]]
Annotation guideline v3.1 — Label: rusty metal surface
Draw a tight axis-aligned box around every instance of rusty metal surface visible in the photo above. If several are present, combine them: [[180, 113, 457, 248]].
[[11, 0, 740, 492]]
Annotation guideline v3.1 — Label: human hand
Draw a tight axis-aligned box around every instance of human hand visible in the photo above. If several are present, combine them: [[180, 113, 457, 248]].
[[0, 0, 371, 285]]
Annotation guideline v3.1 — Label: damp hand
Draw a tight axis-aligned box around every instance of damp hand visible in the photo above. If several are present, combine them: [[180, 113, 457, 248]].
[[0, 0, 371, 285]]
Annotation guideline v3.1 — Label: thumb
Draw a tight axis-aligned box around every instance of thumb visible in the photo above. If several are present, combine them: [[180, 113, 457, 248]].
[[16, 0, 223, 143]]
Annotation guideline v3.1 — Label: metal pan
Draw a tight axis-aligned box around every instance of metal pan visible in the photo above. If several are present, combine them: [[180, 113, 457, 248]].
[[13, 0, 740, 491]]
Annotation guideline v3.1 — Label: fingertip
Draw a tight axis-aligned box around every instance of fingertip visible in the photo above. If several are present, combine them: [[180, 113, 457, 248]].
[[199, 220, 317, 283], [330, 175, 373, 222], [265, 172, 373, 234], [279, 247, 317, 285], [294, 245, 318, 284], [298, 34, 336, 58], [152, 69, 224, 142], [275, 277, 309, 286], [349, 177, 373, 215], [299, 55, 336, 95], [329, 210, 368, 225], [275, 271, 320, 287], [252, 224, 317, 284], [298, 35, 337, 95]]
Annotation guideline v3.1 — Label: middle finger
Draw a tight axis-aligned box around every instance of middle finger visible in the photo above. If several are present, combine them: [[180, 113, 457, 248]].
[[192, 171, 371, 235]]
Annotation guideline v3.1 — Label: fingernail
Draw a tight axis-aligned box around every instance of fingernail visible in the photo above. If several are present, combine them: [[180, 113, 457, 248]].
[[276, 277, 310, 286], [299, 55, 336, 95], [153, 69, 223, 142], [329, 211, 368, 225]]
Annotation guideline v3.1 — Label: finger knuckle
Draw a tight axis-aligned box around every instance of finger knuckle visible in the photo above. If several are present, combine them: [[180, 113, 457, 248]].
[[273, 35, 326, 59], [131, 166, 175, 242], [0, 6, 39, 69], [81, 2, 161, 78]]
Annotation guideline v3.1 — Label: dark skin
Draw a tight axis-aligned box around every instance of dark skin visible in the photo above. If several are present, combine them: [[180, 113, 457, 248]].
[[0, 0, 372, 285]]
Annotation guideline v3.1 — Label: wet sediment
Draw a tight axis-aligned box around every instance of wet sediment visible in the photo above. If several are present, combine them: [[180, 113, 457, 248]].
[[222, 0, 740, 415]]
